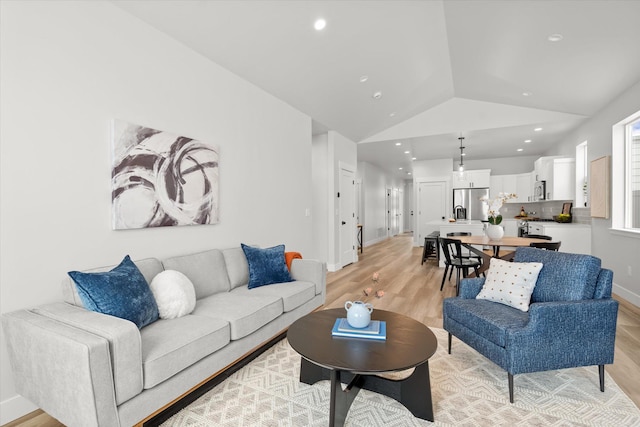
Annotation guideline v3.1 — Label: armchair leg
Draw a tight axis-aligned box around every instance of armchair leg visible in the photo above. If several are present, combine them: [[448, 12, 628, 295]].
[[508, 373, 514, 403], [599, 365, 605, 392], [447, 333, 452, 354]]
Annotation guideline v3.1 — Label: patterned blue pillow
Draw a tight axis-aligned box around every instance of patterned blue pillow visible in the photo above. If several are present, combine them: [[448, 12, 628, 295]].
[[241, 244, 292, 289], [68, 255, 159, 328]]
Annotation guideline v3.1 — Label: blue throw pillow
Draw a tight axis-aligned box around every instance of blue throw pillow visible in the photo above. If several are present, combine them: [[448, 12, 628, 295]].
[[68, 255, 159, 329], [241, 244, 292, 289]]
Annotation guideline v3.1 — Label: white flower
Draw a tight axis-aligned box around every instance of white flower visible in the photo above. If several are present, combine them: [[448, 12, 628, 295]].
[[481, 192, 517, 223]]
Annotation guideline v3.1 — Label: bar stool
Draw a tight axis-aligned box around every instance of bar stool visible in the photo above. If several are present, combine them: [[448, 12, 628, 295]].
[[421, 231, 440, 264]]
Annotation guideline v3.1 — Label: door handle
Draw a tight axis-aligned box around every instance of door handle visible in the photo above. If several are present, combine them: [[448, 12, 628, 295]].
[[342, 221, 346, 225]]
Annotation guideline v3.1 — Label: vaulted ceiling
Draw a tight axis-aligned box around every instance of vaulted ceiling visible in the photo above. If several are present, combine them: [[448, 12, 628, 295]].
[[113, 0, 640, 178]]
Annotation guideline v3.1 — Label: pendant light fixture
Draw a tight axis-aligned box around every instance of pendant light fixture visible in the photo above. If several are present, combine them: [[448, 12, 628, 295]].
[[458, 134, 466, 177]]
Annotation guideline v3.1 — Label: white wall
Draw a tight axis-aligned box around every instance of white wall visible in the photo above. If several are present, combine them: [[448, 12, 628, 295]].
[[463, 155, 538, 175], [0, 2, 314, 423], [312, 133, 329, 262], [544, 79, 640, 306], [357, 162, 405, 246], [326, 131, 357, 271]]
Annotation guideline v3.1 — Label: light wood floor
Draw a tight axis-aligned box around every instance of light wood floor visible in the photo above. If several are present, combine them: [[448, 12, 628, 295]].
[[5, 233, 639, 427]]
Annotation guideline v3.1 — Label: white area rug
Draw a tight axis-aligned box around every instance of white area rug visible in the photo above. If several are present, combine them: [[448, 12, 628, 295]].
[[162, 328, 640, 426]]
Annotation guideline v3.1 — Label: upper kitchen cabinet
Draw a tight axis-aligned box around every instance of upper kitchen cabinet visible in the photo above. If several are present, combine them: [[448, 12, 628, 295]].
[[491, 172, 533, 202], [453, 169, 491, 189], [534, 157, 575, 201], [515, 172, 534, 202]]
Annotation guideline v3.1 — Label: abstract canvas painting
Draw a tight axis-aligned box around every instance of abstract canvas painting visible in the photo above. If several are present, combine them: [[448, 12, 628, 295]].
[[111, 120, 219, 229]]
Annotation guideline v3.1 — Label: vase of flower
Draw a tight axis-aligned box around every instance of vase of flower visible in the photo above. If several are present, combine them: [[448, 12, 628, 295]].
[[481, 192, 516, 240], [486, 224, 504, 240]]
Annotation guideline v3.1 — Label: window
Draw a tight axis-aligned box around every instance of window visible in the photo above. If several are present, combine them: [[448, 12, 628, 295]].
[[612, 111, 640, 234], [627, 118, 640, 228], [576, 141, 588, 208]]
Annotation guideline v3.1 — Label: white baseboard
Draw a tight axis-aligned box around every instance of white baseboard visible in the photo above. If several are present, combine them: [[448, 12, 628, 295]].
[[327, 263, 340, 272], [364, 236, 386, 248], [0, 394, 37, 425], [613, 282, 640, 307]]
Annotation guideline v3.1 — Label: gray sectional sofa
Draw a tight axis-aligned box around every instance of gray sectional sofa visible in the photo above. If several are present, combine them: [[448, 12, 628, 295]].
[[2, 246, 326, 427]]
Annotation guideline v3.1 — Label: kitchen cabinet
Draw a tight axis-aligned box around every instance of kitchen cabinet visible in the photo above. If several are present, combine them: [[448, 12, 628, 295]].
[[516, 172, 534, 202], [534, 157, 575, 201], [490, 173, 532, 202], [453, 169, 491, 189], [501, 219, 518, 237], [527, 222, 591, 255]]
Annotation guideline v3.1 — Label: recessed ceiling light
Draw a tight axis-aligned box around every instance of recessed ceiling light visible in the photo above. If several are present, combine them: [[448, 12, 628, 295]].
[[399, 167, 403, 170], [404, 150, 410, 154], [412, 157, 417, 160], [524, 139, 532, 143], [407, 172, 412, 175], [548, 33, 563, 42], [522, 92, 532, 97], [359, 75, 368, 83], [389, 112, 396, 117], [517, 148, 524, 152], [314, 19, 326, 31], [534, 127, 543, 132], [395, 142, 402, 146], [372, 91, 382, 100]]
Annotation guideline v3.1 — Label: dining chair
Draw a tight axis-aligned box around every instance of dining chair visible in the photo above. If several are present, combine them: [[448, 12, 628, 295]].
[[530, 241, 561, 251], [526, 234, 552, 240], [440, 237, 482, 296], [446, 232, 482, 262]]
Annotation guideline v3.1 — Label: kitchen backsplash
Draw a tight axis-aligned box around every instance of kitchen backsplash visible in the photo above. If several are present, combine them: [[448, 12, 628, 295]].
[[503, 201, 591, 224]]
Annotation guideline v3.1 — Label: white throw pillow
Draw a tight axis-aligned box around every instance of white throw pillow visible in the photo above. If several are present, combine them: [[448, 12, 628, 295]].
[[150, 270, 196, 319], [476, 258, 543, 312]]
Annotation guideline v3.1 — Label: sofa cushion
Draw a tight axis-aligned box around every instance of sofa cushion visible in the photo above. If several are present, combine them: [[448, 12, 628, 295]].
[[222, 247, 250, 289], [476, 257, 543, 312], [140, 315, 230, 389], [62, 257, 163, 307], [192, 293, 283, 340], [514, 247, 601, 302], [241, 244, 292, 289], [68, 255, 159, 329], [443, 298, 530, 348], [231, 281, 316, 312], [162, 249, 231, 299], [149, 270, 196, 319]]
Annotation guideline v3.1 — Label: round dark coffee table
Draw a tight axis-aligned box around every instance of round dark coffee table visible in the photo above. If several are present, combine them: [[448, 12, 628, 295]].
[[288, 308, 437, 427]]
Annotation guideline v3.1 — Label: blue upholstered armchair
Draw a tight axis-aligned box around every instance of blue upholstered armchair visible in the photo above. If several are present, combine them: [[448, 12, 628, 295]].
[[443, 247, 618, 403]]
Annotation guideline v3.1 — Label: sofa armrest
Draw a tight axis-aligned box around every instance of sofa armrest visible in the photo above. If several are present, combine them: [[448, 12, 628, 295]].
[[32, 302, 143, 405], [290, 259, 327, 298], [2, 309, 120, 427], [459, 277, 485, 299], [506, 299, 619, 371]]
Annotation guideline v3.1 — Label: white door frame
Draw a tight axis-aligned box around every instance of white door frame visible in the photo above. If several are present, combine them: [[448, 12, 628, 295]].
[[339, 162, 357, 268], [415, 177, 450, 246]]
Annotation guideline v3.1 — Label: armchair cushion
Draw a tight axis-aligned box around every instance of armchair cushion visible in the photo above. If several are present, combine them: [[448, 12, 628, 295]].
[[443, 298, 529, 347], [514, 247, 601, 302], [476, 257, 543, 312]]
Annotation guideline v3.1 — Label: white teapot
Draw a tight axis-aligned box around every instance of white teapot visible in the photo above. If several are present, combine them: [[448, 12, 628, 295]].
[[344, 300, 373, 328]]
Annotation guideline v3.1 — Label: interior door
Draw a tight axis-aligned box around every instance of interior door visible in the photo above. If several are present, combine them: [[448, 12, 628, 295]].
[[418, 181, 447, 242], [339, 167, 356, 267]]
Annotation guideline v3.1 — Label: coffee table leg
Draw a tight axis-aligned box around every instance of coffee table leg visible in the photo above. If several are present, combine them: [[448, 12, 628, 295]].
[[329, 370, 362, 427], [299, 357, 325, 385], [399, 362, 434, 422]]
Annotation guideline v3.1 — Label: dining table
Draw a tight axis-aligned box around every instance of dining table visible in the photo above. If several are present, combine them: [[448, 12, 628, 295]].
[[450, 235, 552, 275]]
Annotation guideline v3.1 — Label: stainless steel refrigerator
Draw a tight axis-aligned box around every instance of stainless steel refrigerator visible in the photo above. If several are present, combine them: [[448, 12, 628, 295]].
[[452, 188, 490, 221]]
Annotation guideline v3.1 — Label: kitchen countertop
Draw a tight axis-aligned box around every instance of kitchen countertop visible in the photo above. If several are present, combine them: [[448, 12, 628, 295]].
[[425, 219, 484, 225], [526, 221, 591, 228]]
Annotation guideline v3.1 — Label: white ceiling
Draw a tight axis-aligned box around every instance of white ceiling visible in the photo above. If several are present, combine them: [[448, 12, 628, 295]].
[[113, 0, 640, 179]]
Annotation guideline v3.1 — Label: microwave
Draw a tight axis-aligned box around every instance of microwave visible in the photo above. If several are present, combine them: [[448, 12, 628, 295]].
[[534, 180, 546, 201]]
